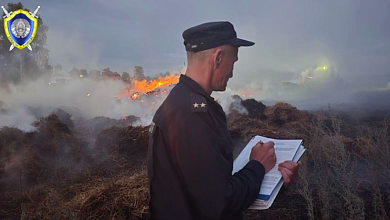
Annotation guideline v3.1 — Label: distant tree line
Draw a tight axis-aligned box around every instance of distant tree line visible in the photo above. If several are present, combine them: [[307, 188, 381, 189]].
[[66, 66, 150, 83], [0, 2, 179, 86]]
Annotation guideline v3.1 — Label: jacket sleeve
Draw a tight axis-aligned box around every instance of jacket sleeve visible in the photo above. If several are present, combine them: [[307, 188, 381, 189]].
[[163, 110, 265, 219]]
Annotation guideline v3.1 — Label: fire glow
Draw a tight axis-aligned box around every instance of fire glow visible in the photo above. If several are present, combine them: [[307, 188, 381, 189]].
[[116, 74, 179, 100]]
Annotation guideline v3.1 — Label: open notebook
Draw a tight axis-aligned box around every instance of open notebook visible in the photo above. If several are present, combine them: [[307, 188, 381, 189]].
[[232, 135, 306, 210]]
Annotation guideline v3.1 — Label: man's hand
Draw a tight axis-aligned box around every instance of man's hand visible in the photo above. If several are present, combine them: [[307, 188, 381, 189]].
[[250, 141, 276, 172], [278, 160, 301, 186]]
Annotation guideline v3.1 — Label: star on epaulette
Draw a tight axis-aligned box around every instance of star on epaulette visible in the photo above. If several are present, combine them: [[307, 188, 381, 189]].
[[190, 93, 207, 113]]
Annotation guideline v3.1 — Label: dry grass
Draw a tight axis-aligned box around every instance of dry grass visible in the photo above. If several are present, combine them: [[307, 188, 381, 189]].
[[0, 113, 150, 219], [228, 101, 311, 141], [1, 172, 149, 220], [1, 100, 390, 219], [74, 172, 149, 220]]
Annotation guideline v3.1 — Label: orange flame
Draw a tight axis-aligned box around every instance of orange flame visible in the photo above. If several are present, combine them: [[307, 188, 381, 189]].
[[131, 92, 140, 100], [117, 74, 179, 100]]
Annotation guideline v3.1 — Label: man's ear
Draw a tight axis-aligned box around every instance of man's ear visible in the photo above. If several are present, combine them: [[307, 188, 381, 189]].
[[214, 49, 223, 68]]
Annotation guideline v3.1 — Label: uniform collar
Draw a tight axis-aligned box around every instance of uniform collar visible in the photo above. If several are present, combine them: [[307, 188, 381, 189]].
[[179, 74, 215, 101]]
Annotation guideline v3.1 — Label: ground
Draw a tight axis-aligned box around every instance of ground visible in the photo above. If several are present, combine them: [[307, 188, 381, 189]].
[[0, 98, 389, 219]]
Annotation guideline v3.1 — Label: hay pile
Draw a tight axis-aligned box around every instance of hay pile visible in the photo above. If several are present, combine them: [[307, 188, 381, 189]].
[[75, 116, 140, 139], [1, 172, 149, 220], [0, 113, 89, 191], [1, 98, 389, 219], [74, 172, 149, 220], [0, 112, 149, 219], [228, 98, 382, 156], [95, 125, 149, 157], [6, 172, 149, 220], [89, 125, 150, 178], [228, 99, 311, 141], [26, 106, 76, 129]]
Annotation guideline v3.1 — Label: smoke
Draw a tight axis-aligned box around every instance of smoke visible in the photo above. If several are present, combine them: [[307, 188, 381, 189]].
[[0, 107, 36, 131], [212, 91, 248, 115], [46, 28, 102, 72], [0, 25, 189, 131], [224, 65, 390, 112], [0, 74, 174, 131], [1, 59, 389, 132]]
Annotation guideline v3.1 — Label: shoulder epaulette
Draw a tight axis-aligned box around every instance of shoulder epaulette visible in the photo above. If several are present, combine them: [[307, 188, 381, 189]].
[[190, 93, 207, 113]]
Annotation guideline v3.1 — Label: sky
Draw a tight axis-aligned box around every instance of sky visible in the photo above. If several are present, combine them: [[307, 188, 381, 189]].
[[6, 0, 390, 88]]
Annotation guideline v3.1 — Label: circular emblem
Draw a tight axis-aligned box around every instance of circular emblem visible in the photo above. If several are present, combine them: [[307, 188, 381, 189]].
[[11, 18, 30, 38]]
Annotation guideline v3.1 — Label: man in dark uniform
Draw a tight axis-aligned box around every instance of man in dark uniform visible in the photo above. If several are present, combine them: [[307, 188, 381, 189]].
[[148, 21, 300, 220]]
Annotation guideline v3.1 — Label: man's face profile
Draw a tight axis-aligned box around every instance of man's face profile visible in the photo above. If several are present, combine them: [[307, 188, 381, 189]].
[[212, 45, 238, 92]]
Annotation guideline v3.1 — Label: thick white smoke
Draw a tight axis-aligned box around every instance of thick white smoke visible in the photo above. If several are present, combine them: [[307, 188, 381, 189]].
[[212, 91, 248, 115], [2, 62, 388, 132], [0, 75, 174, 131]]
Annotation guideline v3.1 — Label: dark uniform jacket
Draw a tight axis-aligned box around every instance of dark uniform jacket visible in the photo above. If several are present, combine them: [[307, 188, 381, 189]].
[[148, 74, 265, 220]]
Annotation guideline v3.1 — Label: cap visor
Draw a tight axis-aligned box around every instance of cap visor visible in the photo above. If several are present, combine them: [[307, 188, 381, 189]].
[[229, 38, 255, 47]]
